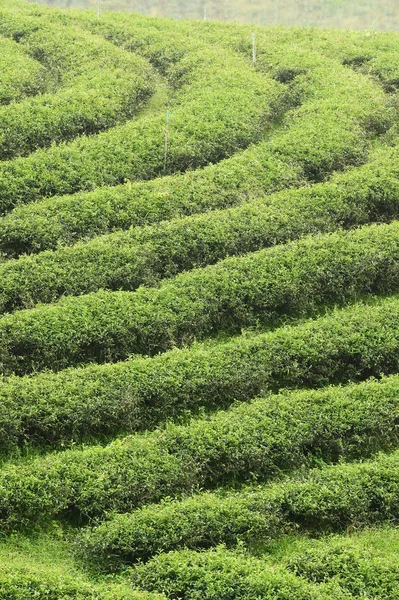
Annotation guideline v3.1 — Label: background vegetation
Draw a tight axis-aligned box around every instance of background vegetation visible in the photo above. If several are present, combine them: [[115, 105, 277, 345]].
[[29, 0, 399, 30]]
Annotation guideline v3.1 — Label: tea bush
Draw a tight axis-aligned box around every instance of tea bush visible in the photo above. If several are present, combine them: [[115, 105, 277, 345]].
[[0, 35, 47, 105], [286, 527, 399, 599], [0, 563, 163, 600], [131, 546, 349, 599], [3, 294, 399, 449], [1, 374, 399, 529], [2, 220, 399, 375], [2, 144, 399, 311], [77, 450, 399, 566], [0, 5, 155, 159]]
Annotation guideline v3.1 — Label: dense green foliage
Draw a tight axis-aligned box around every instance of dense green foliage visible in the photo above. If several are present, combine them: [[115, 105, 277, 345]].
[[3, 295, 399, 450], [2, 373, 399, 532], [4, 220, 399, 375], [0, 10, 286, 212], [0, 8, 393, 229], [0, 141, 303, 256], [130, 546, 348, 599], [130, 530, 399, 599], [0, 35, 47, 104], [0, 564, 162, 600], [0, 5, 155, 159], [286, 527, 399, 599], [77, 449, 399, 566], [3, 144, 399, 310], [3, 1, 399, 596], [0, 532, 166, 599]]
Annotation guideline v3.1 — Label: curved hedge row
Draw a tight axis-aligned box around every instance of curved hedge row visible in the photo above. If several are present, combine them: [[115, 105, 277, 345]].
[[0, 9, 392, 215], [0, 35, 46, 105], [259, 52, 392, 180], [2, 144, 399, 311], [0, 7, 156, 160], [0, 374, 398, 529], [194, 22, 399, 94], [130, 547, 348, 600], [77, 449, 399, 566], [2, 295, 399, 449], [0, 44, 390, 252], [0, 16, 392, 253], [83, 8, 392, 155], [0, 143, 304, 257], [156, 18, 394, 178], [0, 32, 284, 213], [2, 220, 399, 375]]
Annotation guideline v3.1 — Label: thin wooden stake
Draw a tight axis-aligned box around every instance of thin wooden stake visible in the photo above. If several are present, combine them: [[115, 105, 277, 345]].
[[97, 0, 101, 18], [164, 110, 171, 172], [252, 33, 256, 66], [204, 5, 207, 21]]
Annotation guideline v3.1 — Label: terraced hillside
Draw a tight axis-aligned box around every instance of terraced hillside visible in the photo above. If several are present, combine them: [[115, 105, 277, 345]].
[[2, 1, 399, 598]]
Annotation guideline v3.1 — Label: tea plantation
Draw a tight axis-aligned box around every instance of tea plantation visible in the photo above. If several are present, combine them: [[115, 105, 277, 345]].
[[2, 1, 399, 598]]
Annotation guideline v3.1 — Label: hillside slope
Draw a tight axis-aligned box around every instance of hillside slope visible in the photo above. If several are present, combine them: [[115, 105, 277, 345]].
[[1, 1, 399, 598]]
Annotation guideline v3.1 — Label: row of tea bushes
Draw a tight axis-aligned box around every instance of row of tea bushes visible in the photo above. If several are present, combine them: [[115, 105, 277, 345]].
[[162, 17, 394, 177], [0, 5, 155, 159], [0, 143, 304, 257], [131, 546, 349, 600], [286, 526, 399, 599], [259, 52, 392, 181], [2, 143, 399, 311], [2, 220, 399, 375], [0, 374, 398, 528], [0, 8, 392, 213], [82, 12, 394, 181], [0, 35, 47, 105], [132, 526, 399, 599], [0, 25, 391, 251], [77, 449, 399, 567], [0, 26, 284, 212], [190, 20, 399, 95], [2, 295, 399, 450]]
